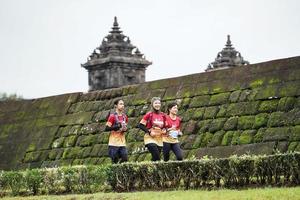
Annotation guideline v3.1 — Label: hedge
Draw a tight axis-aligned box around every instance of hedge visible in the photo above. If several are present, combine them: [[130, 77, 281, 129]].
[[107, 153, 300, 192], [0, 153, 299, 196]]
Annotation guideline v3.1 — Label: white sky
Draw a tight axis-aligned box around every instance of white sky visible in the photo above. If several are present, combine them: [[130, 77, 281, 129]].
[[0, 0, 299, 99]]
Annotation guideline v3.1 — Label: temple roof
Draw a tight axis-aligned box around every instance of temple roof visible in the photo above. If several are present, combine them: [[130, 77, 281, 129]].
[[206, 35, 249, 71], [82, 17, 151, 69]]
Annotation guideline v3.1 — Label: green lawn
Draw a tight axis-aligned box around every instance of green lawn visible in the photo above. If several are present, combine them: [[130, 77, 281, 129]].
[[2, 187, 300, 200]]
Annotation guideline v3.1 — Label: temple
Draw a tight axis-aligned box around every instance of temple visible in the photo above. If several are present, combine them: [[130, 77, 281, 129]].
[[82, 17, 152, 91], [206, 35, 249, 71]]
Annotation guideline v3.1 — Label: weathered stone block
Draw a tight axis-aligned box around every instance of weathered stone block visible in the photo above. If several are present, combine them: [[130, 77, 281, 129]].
[[221, 131, 234, 146], [62, 147, 82, 159], [52, 137, 65, 148], [258, 100, 279, 113], [239, 130, 256, 144], [278, 97, 296, 111], [288, 142, 299, 152], [267, 112, 286, 127], [216, 104, 228, 118], [263, 127, 291, 142], [208, 130, 225, 147], [290, 126, 300, 141], [189, 95, 210, 108], [203, 106, 219, 119], [229, 90, 241, 103], [231, 131, 242, 145], [192, 107, 205, 120], [237, 116, 255, 130], [224, 117, 238, 131], [76, 135, 97, 147], [197, 119, 212, 133], [253, 113, 269, 128], [208, 118, 226, 133], [63, 135, 78, 147], [209, 92, 230, 106]]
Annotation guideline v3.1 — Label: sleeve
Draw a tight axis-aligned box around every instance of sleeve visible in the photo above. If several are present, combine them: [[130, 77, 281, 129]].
[[106, 114, 115, 127], [140, 112, 150, 125]]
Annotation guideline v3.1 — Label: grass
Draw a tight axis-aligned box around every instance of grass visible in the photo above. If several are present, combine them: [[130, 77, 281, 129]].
[[2, 187, 300, 200]]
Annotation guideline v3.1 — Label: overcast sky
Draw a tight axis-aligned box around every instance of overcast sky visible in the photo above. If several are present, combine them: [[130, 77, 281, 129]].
[[1, 0, 299, 99]]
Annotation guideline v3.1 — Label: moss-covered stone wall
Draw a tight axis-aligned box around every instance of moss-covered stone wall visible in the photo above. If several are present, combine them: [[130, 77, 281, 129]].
[[0, 56, 300, 170]]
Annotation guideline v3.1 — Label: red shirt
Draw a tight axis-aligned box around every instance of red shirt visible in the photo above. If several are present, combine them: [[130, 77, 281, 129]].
[[165, 115, 181, 130], [107, 113, 128, 127], [142, 112, 166, 129], [106, 113, 128, 146]]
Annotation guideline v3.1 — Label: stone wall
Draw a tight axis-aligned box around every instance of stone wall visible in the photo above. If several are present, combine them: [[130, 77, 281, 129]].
[[0, 56, 300, 170]]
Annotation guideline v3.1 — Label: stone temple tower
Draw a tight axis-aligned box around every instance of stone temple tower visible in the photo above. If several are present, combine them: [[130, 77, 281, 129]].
[[206, 35, 249, 71], [82, 17, 152, 91]]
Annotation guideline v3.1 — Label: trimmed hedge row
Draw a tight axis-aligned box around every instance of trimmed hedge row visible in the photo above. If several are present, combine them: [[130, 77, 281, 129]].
[[107, 152, 300, 192], [0, 153, 299, 196], [0, 165, 108, 196]]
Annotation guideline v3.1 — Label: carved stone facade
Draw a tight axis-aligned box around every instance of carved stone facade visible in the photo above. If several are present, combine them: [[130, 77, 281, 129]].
[[206, 35, 249, 71], [82, 17, 152, 91]]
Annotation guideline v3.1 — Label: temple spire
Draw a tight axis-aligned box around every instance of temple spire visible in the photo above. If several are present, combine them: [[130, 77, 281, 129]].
[[226, 35, 232, 47], [110, 16, 121, 33], [206, 35, 249, 71]]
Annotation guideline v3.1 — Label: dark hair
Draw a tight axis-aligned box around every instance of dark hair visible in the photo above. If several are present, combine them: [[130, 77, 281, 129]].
[[167, 102, 178, 115], [113, 99, 123, 106]]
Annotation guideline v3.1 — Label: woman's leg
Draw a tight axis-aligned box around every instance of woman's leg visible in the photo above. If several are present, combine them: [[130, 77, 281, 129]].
[[146, 143, 161, 161], [171, 143, 183, 161], [119, 146, 128, 163], [108, 146, 119, 164], [163, 142, 171, 161]]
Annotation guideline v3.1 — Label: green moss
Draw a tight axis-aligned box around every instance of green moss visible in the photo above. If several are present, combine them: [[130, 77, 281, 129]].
[[254, 128, 266, 143], [192, 108, 205, 120], [63, 135, 78, 147], [96, 132, 110, 144], [197, 119, 212, 133], [203, 106, 219, 119], [290, 126, 300, 141], [183, 120, 197, 134], [48, 149, 63, 160], [82, 147, 92, 158], [278, 97, 296, 111], [268, 78, 281, 84], [237, 116, 255, 130], [200, 132, 214, 147], [250, 79, 264, 88], [239, 130, 256, 144], [208, 130, 225, 147], [181, 108, 195, 122], [51, 137, 65, 148], [26, 143, 36, 152], [62, 112, 95, 126], [258, 100, 279, 113], [288, 142, 299, 152], [253, 113, 269, 128], [208, 118, 226, 133], [209, 92, 230, 106], [238, 90, 251, 102], [229, 90, 241, 103], [221, 131, 234, 146], [23, 151, 41, 163], [192, 135, 202, 148], [77, 135, 97, 147], [230, 131, 242, 145], [189, 95, 210, 108], [62, 147, 82, 159], [216, 104, 228, 118], [278, 81, 299, 97], [212, 87, 222, 93], [255, 85, 279, 100], [224, 117, 238, 131], [267, 112, 286, 127]]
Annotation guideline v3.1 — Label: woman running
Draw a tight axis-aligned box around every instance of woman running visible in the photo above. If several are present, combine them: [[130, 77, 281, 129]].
[[138, 97, 166, 161], [163, 102, 183, 161], [105, 99, 128, 164]]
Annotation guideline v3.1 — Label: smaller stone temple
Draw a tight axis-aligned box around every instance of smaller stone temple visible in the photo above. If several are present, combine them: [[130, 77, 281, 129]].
[[206, 35, 249, 71], [82, 17, 152, 91]]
